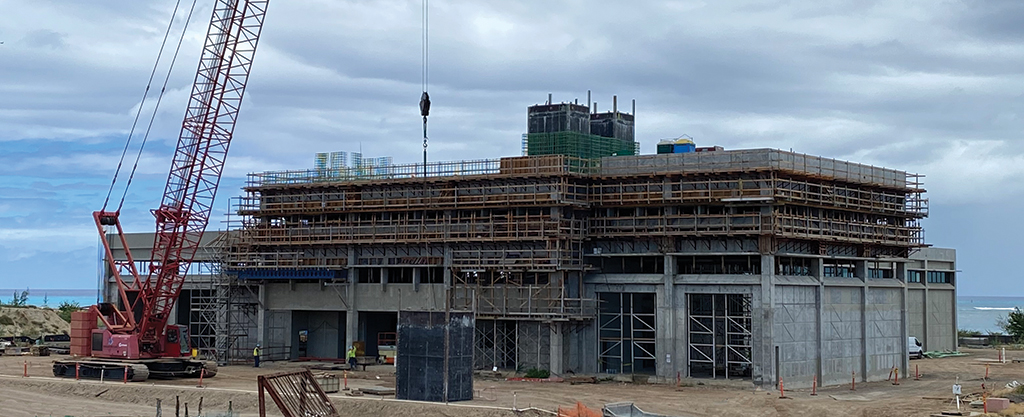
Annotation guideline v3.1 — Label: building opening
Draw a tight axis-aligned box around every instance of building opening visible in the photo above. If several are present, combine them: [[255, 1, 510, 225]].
[[598, 292, 656, 374], [688, 293, 752, 379]]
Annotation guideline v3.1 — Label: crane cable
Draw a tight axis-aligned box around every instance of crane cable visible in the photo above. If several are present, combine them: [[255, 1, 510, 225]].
[[419, 0, 430, 175], [118, 0, 201, 212], [102, 0, 186, 212]]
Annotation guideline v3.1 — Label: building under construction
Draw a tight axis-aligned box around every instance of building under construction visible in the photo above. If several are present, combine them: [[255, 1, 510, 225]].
[[103, 99, 957, 388]]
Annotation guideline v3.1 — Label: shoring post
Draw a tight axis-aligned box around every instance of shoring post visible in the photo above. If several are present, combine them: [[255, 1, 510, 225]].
[[984, 392, 989, 414], [850, 371, 855, 391], [811, 375, 817, 396], [75, 362, 80, 380], [778, 377, 786, 398], [123, 365, 128, 384], [344, 370, 348, 390], [892, 367, 899, 385], [986, 363, 990, 379], [887, 366, 894, 381], [23, 360, 27, 377], [676, 371, 681, 388], [915, 364, 920, 381], [197, 367, 205, 388]]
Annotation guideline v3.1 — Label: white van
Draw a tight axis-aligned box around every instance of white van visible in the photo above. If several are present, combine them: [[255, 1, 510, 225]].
[[909, 336, 923, 359]]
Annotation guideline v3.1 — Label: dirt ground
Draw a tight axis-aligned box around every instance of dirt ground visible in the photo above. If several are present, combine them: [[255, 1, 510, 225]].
[[0, 348, 1022, 417]]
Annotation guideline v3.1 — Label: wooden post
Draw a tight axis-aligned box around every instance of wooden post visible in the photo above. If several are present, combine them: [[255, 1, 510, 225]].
[[258, 376, 266, 417]]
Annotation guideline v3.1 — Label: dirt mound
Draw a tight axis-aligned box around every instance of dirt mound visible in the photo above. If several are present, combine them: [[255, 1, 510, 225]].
[[0, 307, 69, 338]]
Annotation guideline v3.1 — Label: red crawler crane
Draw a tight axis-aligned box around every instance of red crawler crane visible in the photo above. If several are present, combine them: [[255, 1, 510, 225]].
[[54, 0, 269, 381]]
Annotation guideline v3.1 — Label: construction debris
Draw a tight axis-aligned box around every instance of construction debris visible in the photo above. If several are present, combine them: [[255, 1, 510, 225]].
[[258, 369, 338, 417], [360, 386, 396, 396]]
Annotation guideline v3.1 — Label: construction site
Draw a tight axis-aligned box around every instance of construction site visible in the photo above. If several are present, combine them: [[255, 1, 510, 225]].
[[99, 95, 960, 387], [8, 0, 1016, 416]]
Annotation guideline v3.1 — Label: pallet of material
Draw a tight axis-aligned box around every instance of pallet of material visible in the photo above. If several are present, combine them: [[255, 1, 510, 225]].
[[360, 386, 395, 396], [4, 347, 29, 356], [567, 376, 597, 385], [314, 373, 340, 393]]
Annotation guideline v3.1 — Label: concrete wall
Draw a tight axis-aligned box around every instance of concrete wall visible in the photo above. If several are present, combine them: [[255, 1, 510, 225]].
[[263, 282, 446, 312], [927, 289, 956, 351], [865, 287, 903, 380], [908, 289, 925, 344], [821, 286, 863, 386], [291, 311, 344, 358], [774, 285, 818, 387]]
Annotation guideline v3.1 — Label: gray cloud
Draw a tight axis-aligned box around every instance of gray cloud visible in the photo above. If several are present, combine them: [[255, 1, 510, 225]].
[[0, 0, 1022, 294]]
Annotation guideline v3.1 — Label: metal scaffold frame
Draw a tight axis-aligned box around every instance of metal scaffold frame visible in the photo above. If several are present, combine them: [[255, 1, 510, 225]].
[[188, 231, 261, 364], [687, 293, 753, 379], [598, 292, 657, 375]]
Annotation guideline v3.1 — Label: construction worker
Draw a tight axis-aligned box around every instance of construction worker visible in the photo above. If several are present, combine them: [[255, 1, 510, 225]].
[[253, 344, 261, 368], [346, 345, 357, 370]]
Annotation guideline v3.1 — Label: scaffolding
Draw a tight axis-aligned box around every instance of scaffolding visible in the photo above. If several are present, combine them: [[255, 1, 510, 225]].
[[187, 231, 261, 364], [227, 149, 927, 371], [598, 292, 657, 374], [687, 293, 753, 379]]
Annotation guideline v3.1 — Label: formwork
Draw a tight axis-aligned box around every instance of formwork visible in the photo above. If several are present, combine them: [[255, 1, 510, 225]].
[[226, 148, 927, 374], [526, 132, 638, 159]]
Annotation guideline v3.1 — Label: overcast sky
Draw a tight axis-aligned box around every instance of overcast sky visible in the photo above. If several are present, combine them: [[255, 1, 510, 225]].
[[1, 0, 1022, 296]]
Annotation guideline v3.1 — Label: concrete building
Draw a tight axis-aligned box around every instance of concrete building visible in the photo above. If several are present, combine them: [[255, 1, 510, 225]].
[[100, 105, 956, 388]]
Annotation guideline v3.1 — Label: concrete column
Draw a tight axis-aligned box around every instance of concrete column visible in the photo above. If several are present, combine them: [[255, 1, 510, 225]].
[[657, 254, 678, 379], [345, 250, 358, 351], [549, 322, 564, 374], [897, 261, 909, 376], [856, 260, 868, 381], [815, 256, 825, 387], [951, 257, 958, 351], [257, 283, 267, 348], [922, 259, 928, 351], [759, 254, 775, 387], [413, 267, 422, 292]]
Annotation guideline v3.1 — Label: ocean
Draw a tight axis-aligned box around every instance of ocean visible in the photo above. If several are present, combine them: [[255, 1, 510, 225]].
[[0, 289, 99, 309], [957, 295, 1024, 335]]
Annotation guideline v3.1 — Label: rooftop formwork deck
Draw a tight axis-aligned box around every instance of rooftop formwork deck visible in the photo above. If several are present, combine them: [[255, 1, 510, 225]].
[[226, 149, 927, 323]]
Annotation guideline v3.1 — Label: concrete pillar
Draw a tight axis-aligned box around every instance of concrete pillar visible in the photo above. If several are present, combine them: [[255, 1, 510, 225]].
[[922, 258, 928, 351], [759, 254, 775, 387], [413, 267, 422, 292], [856, 260, 868, 381], [345, 250, 358, 351], [657, 254, 678, 379], [257, 283, 267, 348], [897, 261, 909, 376], [549, 322, 564, 374]]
